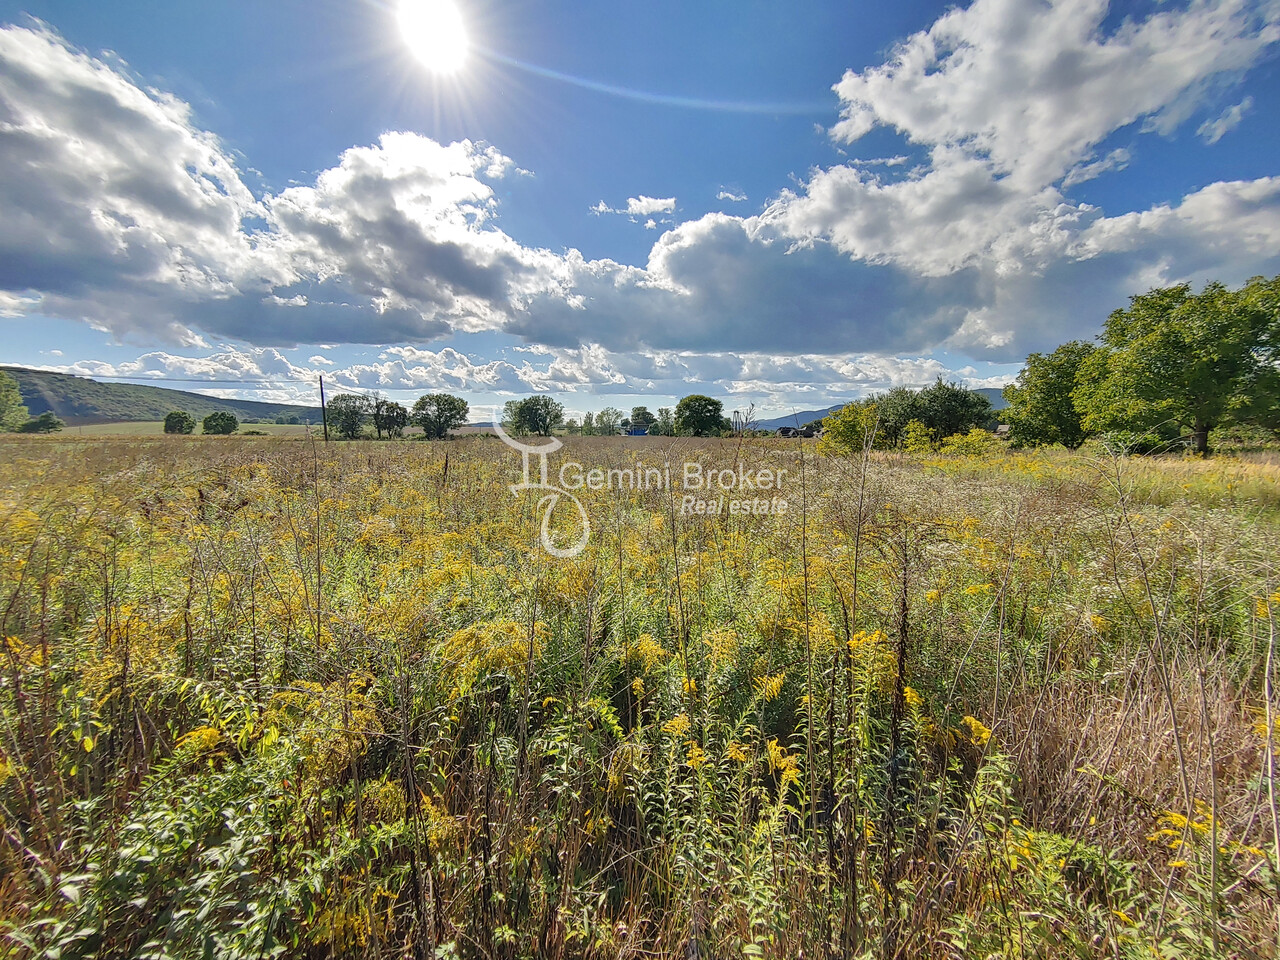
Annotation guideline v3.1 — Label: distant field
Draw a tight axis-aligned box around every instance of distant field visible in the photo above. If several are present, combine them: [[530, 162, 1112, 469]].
[[67, 421, 317, 437]]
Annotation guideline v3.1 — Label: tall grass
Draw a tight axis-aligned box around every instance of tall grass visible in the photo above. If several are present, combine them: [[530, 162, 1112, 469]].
[[0, 434, 1276, 958]]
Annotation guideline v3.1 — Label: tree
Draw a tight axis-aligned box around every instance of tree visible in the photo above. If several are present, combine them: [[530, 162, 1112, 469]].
[[917, 377, 993, 440], [674, 395, 728, 437], [202, 411, 238, 435], [326, 394, 370, 440], [581, 411, 596, 436], [866, 388, 925, 446], [1001, 341, 1095, 448], [502, 399, 528, 437], [514, 395, 564, 436], [1074, 276, 1280, 455], [164, 410, 196, 435], [653, 407, 674, 436], [629, 406, 656, 432], [17, 411, 63, 433], [412, 394, 469, 439], [0, 370, 28, 432], [373, 399, 409, 439], [595, 407, 623, 436]]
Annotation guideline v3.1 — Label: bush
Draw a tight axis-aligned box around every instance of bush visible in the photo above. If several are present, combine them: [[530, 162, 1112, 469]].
[[202, 411, 238, 435], [16, 411, 63, 433], [164, 411, 196, 435]]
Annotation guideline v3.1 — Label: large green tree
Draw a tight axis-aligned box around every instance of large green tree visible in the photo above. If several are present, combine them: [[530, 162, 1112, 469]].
[[202, 411, 238, 435], [0, 370, 29, 432], [674, 395, 728, 437], [164, 410, 196, 435], [1074, 276, 1280, 455], [505, 396, 564, 437], [917, 377, 993, 440], [1002, 341, 1096, 449], [412, 394, 469, 439], [372, 398, 409, 439], [326, 394, 370, 440]]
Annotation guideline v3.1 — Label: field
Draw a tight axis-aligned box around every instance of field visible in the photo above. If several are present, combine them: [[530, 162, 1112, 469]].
[[1, 433, 1278, 958], [66, 421, 317, 437]]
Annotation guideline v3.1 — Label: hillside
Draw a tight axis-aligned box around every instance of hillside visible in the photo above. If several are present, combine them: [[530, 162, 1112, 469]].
[[757, 387, 1008, 431], [2, 366, 320, 425]]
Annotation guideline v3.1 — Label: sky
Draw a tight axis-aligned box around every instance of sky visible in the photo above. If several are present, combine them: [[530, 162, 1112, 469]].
[[0, 0, 1278, 420]]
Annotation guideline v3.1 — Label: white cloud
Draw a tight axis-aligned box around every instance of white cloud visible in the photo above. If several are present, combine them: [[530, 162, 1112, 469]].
[[2, 8, 1279, 387], [592, 195, 678, 219], [829, 0, 1279, 191], [1197, 95, 1254, 142], [309, 354, 334, 365], [717, 189, 747, 202], [625, 195, 676, 216], [1062, 148, 1131, 188]]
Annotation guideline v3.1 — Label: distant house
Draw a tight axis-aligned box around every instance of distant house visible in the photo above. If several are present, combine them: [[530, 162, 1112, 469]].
[[777, 426, 815, 439], [994, 424, 1011, 439], [626, 425, 649, 436]]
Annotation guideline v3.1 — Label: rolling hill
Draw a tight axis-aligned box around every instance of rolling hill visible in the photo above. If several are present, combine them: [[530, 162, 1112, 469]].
[[2, 366, 321, 426]]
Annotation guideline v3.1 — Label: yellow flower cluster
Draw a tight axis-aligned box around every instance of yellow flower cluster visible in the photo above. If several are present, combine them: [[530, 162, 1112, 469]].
[[961, 715, 992, 746], [766, 738, 800, 786], [662, 713, 690, 737], [754, 671, 786, 702]]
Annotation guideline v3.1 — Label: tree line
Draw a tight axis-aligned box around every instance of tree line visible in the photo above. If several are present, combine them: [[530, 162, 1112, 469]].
[[1001, 274, 1279, 455]]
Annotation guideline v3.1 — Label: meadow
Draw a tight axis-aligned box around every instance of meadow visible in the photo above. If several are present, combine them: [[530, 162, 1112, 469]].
[[0, 433, 1277, 959]]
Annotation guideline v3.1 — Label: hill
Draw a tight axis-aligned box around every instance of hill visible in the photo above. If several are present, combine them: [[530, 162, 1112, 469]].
[[756, 387, 1009, 431], [2, 366, 321, 426]]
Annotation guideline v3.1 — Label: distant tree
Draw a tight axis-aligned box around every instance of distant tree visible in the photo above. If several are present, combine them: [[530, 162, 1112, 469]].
[[917, 377, 993, 440], [412, 393, 469, 439], [564, 418, 581, 435], [0, 370, 28, 432], [164, 410, 196, 435], [373, 399, 409, 439], [17, 411, 64, 434], [674, 395, 728, 437], [326, 394, 370, 440], [1001, 341, 1096, 448], [652, 407, 675, 436], [629, 406, 657, 431], [866, 387, 926, 446], [501, 399, 527, 437], [514, 395, 564, 437], [581, 411, 596, 436], [202, 411, 238, 435], [1074, 276, 1280, 455], [595, 407, 623, 435]]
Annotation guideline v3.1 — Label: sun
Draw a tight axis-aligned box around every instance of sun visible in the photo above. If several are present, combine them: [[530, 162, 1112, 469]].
[[397, 0, 469, 75]]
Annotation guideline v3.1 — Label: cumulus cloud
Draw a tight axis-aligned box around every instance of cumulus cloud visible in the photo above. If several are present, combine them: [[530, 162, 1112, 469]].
[[1197, 95, 1253, 142], [2, 5, 1280, 387], [716, 189, 747, 202], [39, 340, 1005, 410], [829, 0, 1278, 190]]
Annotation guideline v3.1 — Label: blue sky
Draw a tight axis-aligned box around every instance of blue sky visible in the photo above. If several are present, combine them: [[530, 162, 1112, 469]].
[[1, 0, 1278, 419]]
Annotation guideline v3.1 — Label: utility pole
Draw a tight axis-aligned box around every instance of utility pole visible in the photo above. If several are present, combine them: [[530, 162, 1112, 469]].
[[319, 375, 330, 442]]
